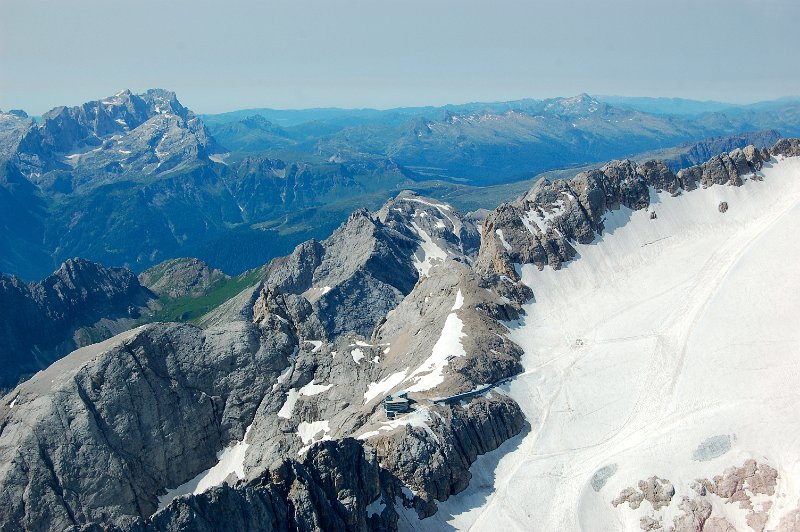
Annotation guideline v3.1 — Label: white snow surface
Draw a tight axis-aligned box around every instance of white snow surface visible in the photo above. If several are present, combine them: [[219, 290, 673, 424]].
[[404, 290, 466, 393], [158, 424, 253, 509], [277, 379, 332, 419], [415, 158, 800, 530], [410, 221, 447, 277], [304, 340, 323, 353], [351, 348, 366, 364], [523, 198, 567, 235], [364, 369, 410, 404], [367, 498, 387, 517], [301, 285, 332, 302], [495, 229, 512, 251], [297, 420, 331, 454], [297, 420, 331, 445], [357, 408, 438, 442]]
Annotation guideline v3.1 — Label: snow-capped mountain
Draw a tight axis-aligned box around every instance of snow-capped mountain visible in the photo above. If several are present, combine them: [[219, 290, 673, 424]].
[[8, 89, 224, 189], [424, 139, 800, 531], [1, 140, 799, 531]]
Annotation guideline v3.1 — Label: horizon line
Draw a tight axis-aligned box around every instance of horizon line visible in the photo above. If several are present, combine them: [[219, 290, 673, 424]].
[[5, 90, 800, 118]]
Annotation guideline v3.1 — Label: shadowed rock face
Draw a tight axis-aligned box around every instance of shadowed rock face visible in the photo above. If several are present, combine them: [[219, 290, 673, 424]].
[[771, 137, 800, 157], [257, 207, 419, 339], [0, 258, 155, 389], [142, 439, 394, 532]]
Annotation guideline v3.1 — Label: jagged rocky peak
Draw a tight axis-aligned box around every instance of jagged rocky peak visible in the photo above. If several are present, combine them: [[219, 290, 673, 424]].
[[0, 109, 35, 161], [0, 258, 155, 390], [377, 191, 482, 268], [476, 141, 775, 284], [38, 88, 189, 145], [771, 137, 800, 157], [139, 257, 228, 299], [249, 192, 483, 341], [44, 257, 139, 295], [238, 259, 526, 515], [0, 188, 530, 530], [7, 88, 223, 186]]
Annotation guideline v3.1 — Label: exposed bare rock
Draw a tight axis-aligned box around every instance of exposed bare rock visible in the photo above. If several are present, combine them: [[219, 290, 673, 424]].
[[0, 258, 155, 390], [747, 504, 771, 532], [705, 459, 778, 505], [613, 486, 645, 509], [376, 191, 482, 263], [368, 396, 525, 518], [701, 153, 743, 187], [612, 477, 674, 511], [671, 496, 712, 531], [771, 138, 800, 157], [613, 461, 783, 532], [138, 258, 227, 299], [476, 143, 777, 289], [143, 439, 394, 532], [774, 505, 800, 532], [641, 516, 663, 530], [0, 319, 295, 531], [719, 201, 729, 213]]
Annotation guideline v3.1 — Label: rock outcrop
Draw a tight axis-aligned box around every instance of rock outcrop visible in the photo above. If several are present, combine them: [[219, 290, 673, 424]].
[[476, 142, 773, 289], [611, 460, 784, 532], [144, 439, 395, 532], [138, 258, 228, 299], [0, 318, 294, 531], [771, 137, 800, 157], [0, 193, 527, 531], [0, 258, 155, 390]]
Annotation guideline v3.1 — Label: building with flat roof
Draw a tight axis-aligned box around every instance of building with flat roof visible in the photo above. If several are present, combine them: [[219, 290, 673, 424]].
[[383, 393, 411, 419]]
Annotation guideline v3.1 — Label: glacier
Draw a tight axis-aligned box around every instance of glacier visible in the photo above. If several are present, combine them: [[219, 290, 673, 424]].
[[409, 156, 800, 530]]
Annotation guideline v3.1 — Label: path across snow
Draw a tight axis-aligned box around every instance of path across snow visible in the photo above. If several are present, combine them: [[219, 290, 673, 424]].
[[405, 157, 800, 530]]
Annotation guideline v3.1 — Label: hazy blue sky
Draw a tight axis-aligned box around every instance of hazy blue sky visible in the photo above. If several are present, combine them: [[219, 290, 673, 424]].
[[1, 0, 798, 114]]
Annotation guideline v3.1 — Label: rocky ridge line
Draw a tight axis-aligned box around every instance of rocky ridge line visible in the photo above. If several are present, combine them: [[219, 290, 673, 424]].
[[476, 140, 800, 291]]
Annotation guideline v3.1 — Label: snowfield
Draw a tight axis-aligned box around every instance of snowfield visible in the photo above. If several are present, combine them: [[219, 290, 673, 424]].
[[409, 157, 800, 530], [158, 425, 253, 510], [405, 290, 467, 393]]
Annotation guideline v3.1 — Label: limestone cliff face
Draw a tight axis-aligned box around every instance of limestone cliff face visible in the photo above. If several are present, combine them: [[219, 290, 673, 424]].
[[0, 193, 528, 531], [0, 258, 155, 390], [475, 142, 772, 288], [0, 318, 294, 531], [144, 440, 394, 532]]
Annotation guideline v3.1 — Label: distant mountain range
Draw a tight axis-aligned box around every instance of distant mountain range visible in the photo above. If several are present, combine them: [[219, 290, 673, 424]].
[[2, 90, 799, 280]]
